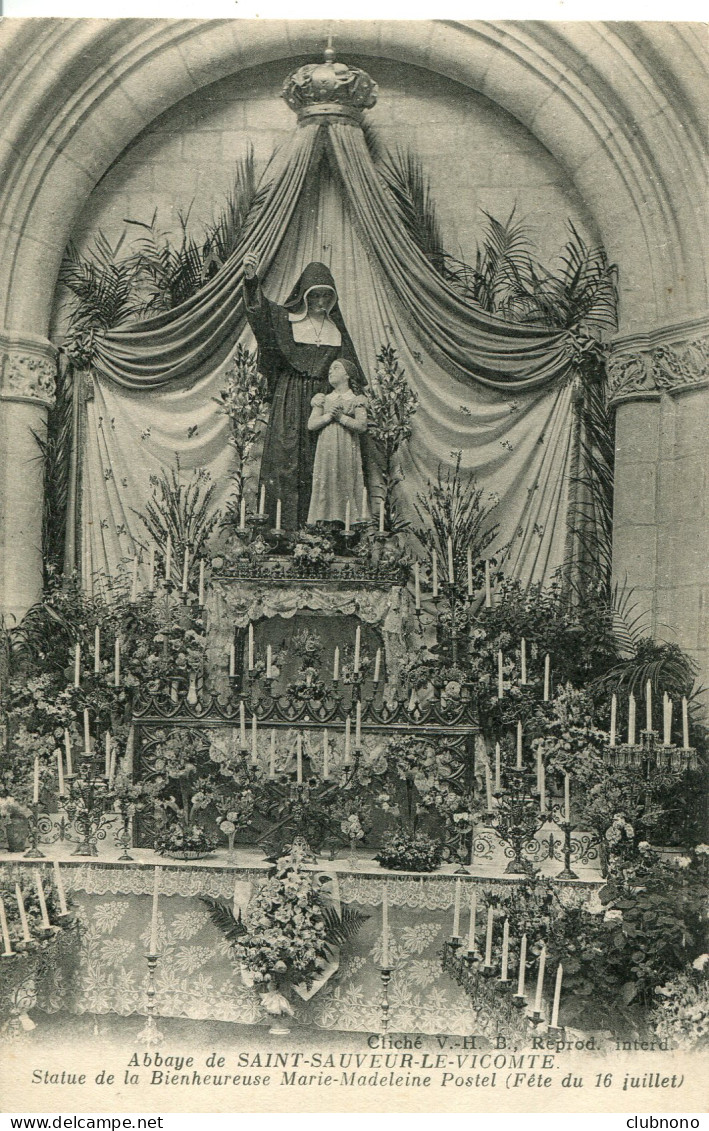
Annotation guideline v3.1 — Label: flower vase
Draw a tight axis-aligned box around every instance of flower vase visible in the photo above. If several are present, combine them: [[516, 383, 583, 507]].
[[5, 816, 29, 853], [261, 984, 295, 1035], [186, 673, 199, 706], [347, 835, 360, 870]]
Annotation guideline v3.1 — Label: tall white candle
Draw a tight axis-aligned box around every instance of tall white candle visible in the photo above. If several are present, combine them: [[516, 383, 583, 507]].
[[494, 743, 501, 792], [251, 715, 258, 764], [344, 499, 351, 534], [682, 697, 689, 748], [452, 878, 461, 938], [131, 556, 139, 603], [149, 867, 160, 954], [296, 733, 303, 784], [239, 701, 247, 749], [266, 644, 273, 679], [114, 636, 121, 686], [665, 696, 673, 748], [198, 560, 205, 605], [322, 730, 329, 779], [431, 549, 439, 597], [521, 638, 527, 684], [269, 729, 276, 778], [497, 651, 504, 699], [344, 716, 351, 763], [353, 626, 361, 673], [52, 861, 68, 916], [484, 560, 492, 607], [165, 534, 172, 582], [610, 693, 617, 747], [248, 623, 254, 670], [182, 547, 189, 593], [56, 747, 65, 797], [239, 497, 246, 531], [539, 760, 546, 813], [544, 654, 551, 701], [259, 484, 266, 515], [34, 870, 51, 929], [148, 544, 156, 592], [373, 648, 381, 684], [361, 485, 368, 519], [484, 906, 494, 967], [355, 701, 362, 748], [550, 962, 563, 1027], [64, 730, 73, 777], [382, 883, 389, 967], [104, 732, 111, 777], [534, 946, 546, 1013], [516, 721, 523, 769], [94, 625, 101, 673], [628, 693, 636, 745], [74, 642, 81, 688], [379, 498, 385, 534], [228, 641, 236, 677], [501, 918, 510, 980], [466, 546, 473, 597], [564, 773, 570, 822], [485, 760, 493, 811], [33, 757, 40, 804], [15, 884, 31, 942], [108, 745, 116, 788], [332, 646, 340, 682], [447, 537, 455, 584], [0, 897, 14, 955], [275, 498, 282, 531], [517, 933, 527, 997], [467, 890, 477, 952], [646, 679, 652, 732]]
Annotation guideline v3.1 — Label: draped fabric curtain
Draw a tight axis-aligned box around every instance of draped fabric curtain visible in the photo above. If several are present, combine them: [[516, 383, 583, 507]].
[[79, 115, 579, 594]]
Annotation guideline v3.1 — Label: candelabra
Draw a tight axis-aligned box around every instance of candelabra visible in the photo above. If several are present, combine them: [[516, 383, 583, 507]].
[[63, 756, 116, 857], [137, 953, 164, 1046], [23, 802, 49, 858], [114, 800, 135, 862], [488, 768, 546, 876], [606, 727, 697, 773]]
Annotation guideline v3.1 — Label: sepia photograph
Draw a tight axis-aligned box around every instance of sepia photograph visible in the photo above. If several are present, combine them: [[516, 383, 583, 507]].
[[0, 16, 706, 1117]]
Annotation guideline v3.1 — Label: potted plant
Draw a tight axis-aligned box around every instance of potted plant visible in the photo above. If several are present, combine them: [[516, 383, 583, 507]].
[[0, 797, 31, 852]]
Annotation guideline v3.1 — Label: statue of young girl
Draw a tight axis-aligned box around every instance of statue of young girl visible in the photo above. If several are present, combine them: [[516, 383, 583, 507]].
[[307, 358, 369, 526]]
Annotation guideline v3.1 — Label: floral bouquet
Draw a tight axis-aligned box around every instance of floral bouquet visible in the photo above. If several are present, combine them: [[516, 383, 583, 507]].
[[292, 531, 335, 573], [375, 828, 443, 872]]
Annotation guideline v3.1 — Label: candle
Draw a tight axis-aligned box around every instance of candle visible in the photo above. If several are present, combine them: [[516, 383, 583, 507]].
[[539, 760, 546, 813], [247, 623, 254, 670], [646, 679, 652, 732], [259, 484, 266, 515], [131, 556, 139, 603], [165, 534, 172, 582], [74, 642, 81, 688], [550, 962, 563, 1028], [239, 701, 246, 749], [610, 693, 617, 747], [628, 693, 636, 745], [114, 636, 121, 686], [33, 756, 40, 804], [0, 897, 14, 955], [344, 716, 351, 763], [432, 549, 439, 597], [148, 544, 156, 591], [251, 715, 258, 764], [64, 730, 73, 777], [484, 906, 494, 967], [379, 498, 385, 534], [564, 773, 570, 823], [198, 560, 205, 605], [447, 537, 455, 584], [501, 919, 510, 981], [485, 759, 493, 811], [414, 562, 421, 610], [104, 732, 111, 777], [182, 547, 189, 593], [52, 861, 68, 915], [373, 648, 381, 684], [269, 729, 276, 778], [15, 884, 31, 942], [484, 560, 492, 607], [332, 646, 340, 682], [497, 650, 504, 699], [517, 934, 527, 997], [108, 745, 116, 787], [355, 701, 362, 748], [296, 734, 303, 784], [94, 625, 101, 673], [452, 879, 462, 938], [354, 626, 361, 673], [544, 654, 551, 701], [228, 641, 236, 677], [361, 485, 368, 519], [322, 730, 329, 779], [34, 870, 51, 929], [275, 498, 282, 531], [266, 644, 273, 680], [466, 546, 473, 596], [534, 946, 546, 1014], [239, 496, 246, 531], [56, 747, 65, 797], [536, 745, 542, 789], [467, 890, 477, 953], [494, 742, 501, 792], [682, 697, 689, 748], [382, 883, 389, 967], [344, 498, 351, 534], [521, 638, 527, 684], [516, 721, 523, 769], [149, 867, 161, 955]]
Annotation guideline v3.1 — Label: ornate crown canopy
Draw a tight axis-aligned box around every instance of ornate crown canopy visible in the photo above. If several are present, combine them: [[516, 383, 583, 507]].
[[281, 44, 378, 124]]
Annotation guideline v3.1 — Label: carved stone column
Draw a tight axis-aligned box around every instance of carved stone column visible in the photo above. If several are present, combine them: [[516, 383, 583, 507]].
[[608, 316, 709, 694], [0, 333, 57, 627]]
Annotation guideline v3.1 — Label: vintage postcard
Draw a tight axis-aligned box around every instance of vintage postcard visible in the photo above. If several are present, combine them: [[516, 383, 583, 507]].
[[0, 15, 706, 1119]]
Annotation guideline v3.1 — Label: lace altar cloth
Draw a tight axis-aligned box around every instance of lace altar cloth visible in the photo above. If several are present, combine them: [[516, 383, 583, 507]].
[[2, 858, 601, 1036]]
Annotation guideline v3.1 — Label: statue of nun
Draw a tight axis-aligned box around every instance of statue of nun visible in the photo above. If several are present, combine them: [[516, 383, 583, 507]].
[[242, 254, 365, 531]]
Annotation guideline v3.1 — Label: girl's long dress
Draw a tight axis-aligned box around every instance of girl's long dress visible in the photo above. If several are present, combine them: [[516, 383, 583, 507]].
[[243, 271, 363, 531], [307, 393, 368, 525]]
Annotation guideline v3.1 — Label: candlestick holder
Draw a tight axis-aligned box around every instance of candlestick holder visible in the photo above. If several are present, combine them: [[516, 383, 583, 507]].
[[115, 805, 135, 862], [138, 953, 164, 1046], [555, 819, 579, 880], [23, 802, 48, 858], [547, 1025, 565, 1040], [491, 769, 545, 876], [379, 966, 392, 1033], [528, 1009, 544, 1026], [63, 760, 116, 857]]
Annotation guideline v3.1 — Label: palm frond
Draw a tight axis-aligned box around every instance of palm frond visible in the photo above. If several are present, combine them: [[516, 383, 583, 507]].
[[413, 452, 500, 582], [200, 896, 246, 943], [379, 147, 446, 273], [133, 458, 221, 582], [321, 905, 370, 955], [205, 148, 264, 265]]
